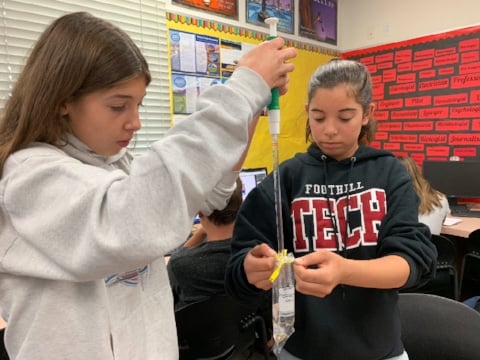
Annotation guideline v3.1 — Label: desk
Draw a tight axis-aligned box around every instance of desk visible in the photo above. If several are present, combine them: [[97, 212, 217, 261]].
[[441, 216, 480, 238]]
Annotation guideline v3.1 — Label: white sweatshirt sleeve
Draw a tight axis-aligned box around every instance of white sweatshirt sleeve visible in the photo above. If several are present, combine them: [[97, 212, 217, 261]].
[[0, 67, 271, 281]]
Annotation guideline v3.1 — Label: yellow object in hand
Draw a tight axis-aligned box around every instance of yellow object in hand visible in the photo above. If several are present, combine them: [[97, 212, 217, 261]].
[[269, 249, 294, 283]]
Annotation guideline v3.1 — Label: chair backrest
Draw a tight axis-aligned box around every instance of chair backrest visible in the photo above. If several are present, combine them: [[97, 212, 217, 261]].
[[0, 328, 8, 360], [467, 229, 480, 254], [399, 293, 480, 359], [431, 234, 456, 266], [175, 295, 259, 360], [460, 230, 480, 299], [401, 234, 459, 299]]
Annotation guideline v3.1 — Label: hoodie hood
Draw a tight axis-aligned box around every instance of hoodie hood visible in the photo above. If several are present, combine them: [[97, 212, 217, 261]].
[[60, 133, 133, 173]]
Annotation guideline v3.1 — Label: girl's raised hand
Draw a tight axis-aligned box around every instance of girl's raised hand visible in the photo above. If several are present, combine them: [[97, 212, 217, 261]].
[[237, 37, 297, 95]]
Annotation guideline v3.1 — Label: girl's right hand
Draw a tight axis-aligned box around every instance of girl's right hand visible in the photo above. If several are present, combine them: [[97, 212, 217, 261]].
[[237, 37, 297, 95], [244, 243, 277, 290]]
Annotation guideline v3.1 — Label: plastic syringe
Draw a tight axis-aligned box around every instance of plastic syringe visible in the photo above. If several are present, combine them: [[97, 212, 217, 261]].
[[265, 17, 285, 257], [264, 22, 295, 355]]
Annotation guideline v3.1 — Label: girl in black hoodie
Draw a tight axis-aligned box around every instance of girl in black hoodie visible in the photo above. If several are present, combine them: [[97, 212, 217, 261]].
[[225, 59, 437, 360]]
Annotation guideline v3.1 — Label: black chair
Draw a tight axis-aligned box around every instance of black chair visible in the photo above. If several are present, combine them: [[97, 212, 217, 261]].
[[401, 234, 459, 300], [0, 328, 8, 360], [175, 295, 270, 360], [459, 229, 480, 300], [399, 293, 480, 359]]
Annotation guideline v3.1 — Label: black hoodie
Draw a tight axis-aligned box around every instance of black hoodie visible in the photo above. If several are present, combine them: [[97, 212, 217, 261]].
[[225, 144, 437, 360]]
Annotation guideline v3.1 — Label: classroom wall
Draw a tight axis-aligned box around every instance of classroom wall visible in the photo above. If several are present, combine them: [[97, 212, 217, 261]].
[[165, 1, 480, 170], [167, 1, 480, 52], [340, 0, 480, 51]]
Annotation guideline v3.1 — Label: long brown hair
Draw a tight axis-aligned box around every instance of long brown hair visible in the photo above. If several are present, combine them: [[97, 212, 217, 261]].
[[399, 156, 445, 214], [0, 12, 151, 174]]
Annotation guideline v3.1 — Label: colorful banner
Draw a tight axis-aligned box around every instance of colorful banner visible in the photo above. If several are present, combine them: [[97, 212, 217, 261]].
[[166, 12, 341, 55]]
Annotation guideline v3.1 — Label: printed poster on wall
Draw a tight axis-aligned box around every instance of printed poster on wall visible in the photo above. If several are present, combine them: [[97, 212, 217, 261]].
[[172, 0, 238, 19], [299, 0, 337, 45], [169, 29, 255, 118], [170, 30, 221, 115], [220, 39, 255, 78], [170, 30, 220, 76], [246, 0, 294, 34]]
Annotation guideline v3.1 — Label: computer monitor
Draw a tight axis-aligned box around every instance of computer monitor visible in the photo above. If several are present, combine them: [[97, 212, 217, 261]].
[[192, 167, 268, 223], [422, 160, 480, 202], [239, 167, 268, 200]]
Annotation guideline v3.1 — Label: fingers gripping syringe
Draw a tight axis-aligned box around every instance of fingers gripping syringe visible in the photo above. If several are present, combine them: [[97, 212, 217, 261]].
[[265, 17, 281, 138]]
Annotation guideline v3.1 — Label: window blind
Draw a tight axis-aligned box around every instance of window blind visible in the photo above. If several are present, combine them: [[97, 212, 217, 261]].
[[0, 0, 171, 155]]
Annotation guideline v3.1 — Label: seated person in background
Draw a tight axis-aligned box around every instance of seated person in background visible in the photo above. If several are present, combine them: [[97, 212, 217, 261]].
[[399, 156, 450, 235], [169, 177, 275, 352], [167, 177, 243, 311]]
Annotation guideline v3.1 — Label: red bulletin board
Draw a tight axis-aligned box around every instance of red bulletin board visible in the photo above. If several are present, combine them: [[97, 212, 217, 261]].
[[343, 26, 480, 168]]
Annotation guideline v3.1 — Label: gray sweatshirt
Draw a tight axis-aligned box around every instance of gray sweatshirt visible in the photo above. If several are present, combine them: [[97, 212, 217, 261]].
[[0, 67, 271, 359]]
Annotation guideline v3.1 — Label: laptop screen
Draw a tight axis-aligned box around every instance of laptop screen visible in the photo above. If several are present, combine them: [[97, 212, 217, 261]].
[[239, 167, 268, 200], [193, 167, 268, 224]]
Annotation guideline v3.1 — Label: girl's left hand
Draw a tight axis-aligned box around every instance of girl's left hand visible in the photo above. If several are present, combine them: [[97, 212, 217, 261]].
[[293, 250, 346, 298]]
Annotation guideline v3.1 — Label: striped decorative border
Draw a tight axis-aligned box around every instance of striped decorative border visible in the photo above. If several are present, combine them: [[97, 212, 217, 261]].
[[166, 12, 340, 56]]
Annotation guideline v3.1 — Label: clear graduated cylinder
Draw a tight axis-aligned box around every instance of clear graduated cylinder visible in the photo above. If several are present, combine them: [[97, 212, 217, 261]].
[[272, 253, 295, 356]]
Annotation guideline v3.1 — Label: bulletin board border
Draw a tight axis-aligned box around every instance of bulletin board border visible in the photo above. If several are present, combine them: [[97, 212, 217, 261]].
[[166, 12, 341, 56]]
